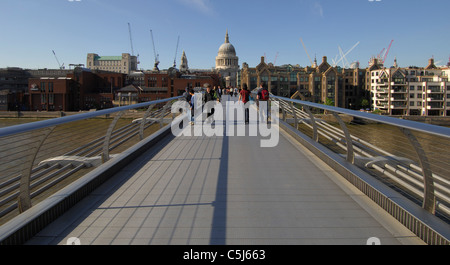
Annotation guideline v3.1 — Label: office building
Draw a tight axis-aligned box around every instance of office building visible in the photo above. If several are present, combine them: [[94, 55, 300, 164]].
[[87, 53, 138, 74]]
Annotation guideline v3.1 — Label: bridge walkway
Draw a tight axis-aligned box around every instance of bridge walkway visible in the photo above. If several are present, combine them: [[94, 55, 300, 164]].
[[26, 98, 424, 245]]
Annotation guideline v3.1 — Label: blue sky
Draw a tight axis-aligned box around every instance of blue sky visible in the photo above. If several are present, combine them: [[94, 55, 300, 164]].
[[1, 0, 449, 70]]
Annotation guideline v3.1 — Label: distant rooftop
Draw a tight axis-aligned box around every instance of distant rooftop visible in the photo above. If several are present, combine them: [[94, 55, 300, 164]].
[[94, 56, 123, 61]]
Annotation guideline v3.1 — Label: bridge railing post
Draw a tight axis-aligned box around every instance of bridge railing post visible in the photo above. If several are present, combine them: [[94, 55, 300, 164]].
[[332, 112, 355, 164], [401, 128, 436, 214], [18, 127, 55, 213], [280, 100, 287, 122], [290, 102, 299, 129], [303, 106, 319, 142], [159, 101, 172, 129], [102, 111, 125, 163], [139, 104, 156, 141]]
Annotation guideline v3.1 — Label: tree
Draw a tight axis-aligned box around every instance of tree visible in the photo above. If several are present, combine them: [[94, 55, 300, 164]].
[[325, 97, 334, 106], [361, 99, 369, 109]]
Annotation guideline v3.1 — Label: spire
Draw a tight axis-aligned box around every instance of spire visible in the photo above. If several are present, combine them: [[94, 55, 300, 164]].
[[312, 55, 318, 68], [180, 50, 189, 73], [225, 29, 229, 44]]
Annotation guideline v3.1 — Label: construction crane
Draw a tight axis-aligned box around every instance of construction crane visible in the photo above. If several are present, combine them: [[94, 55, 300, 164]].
[[332, 41, 360, 68], [273, 52, 279, 65], [382, 39, 394, 64], [150, 29, 160, 71], [377, 40, 394, 64], [377, 48, 385, 61], [128, 22, 135, 56], [173, 35, 180, 68], [52, 50, 65, 69], [300, 38, 313, 67]]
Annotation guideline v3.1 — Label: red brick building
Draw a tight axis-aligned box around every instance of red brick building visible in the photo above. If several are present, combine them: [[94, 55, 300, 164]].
[[115, 69, 220, 105], [29, 69, 126, 111], [29, 77, 75, 111], [28, 67, 220, 111]]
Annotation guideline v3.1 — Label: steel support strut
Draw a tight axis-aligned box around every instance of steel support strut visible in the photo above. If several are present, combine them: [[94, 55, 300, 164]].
[[140, 104, 155, 140], [102, 111, 125, 163], [159, 101, 172, 128], [18, 127, 55, 212], [304, 106, 319, 142], [401, 128, 436, 214], [290, 102, 298, 129], [332, 112, 354, 164]]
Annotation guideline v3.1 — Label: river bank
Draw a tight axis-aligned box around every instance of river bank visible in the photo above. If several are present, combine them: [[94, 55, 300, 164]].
[[0, 110, 144, 120], [1, 110, 450, 126], [313, 113, 450, 126]]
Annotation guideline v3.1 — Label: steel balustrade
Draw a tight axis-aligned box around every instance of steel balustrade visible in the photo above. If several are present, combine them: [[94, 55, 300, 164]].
[[270, 94, 450, 220], [0, 96, 182, 222]]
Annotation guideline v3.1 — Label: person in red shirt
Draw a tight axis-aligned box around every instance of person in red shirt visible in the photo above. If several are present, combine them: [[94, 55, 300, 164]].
[[239, 83, 251, 124]]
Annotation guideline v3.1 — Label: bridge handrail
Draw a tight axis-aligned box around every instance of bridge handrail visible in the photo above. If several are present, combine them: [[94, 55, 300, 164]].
[[268, 93, 450, 220], [270, 95, 450, 139], [0, 95, 183, 222], [0, 96, 183, 138]]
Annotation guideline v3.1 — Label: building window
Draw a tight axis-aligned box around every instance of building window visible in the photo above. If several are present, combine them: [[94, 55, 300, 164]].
[[261, 75, 269, 82], [48, 82, 54, 93], [410, 101, 415, 106], [40, 82, 46, 93], [41, 94, 46, 104], [148, 77, 157, 87], [290, 73, 297, 85]]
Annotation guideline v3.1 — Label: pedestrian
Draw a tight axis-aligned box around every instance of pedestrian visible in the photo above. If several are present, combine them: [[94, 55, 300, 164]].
[[218, 86, 222, 99], [239, 83, 251, 124], [213, 86, 220, 102], [256, 82, 270, 123], [204, 84, 215, 123], [183, 87, 191, 102], [189, 88, 196, 125]]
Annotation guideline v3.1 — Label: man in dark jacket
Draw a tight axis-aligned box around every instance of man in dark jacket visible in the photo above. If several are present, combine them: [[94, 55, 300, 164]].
[[204, 84, 215, 123]]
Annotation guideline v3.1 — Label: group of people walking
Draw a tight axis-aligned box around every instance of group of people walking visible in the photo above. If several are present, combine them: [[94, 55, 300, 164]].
[[184, 82, 269, 125]]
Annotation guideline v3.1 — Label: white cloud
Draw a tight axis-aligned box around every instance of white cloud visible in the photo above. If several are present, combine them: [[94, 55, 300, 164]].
[[179, 0, 214, 15], [313, 1, 324, 18]]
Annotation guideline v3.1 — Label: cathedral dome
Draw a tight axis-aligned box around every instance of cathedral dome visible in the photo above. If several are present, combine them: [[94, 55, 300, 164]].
[[217, 30, 236, 56], [215, 30, 239, 88]]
